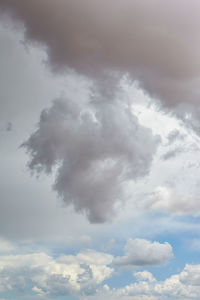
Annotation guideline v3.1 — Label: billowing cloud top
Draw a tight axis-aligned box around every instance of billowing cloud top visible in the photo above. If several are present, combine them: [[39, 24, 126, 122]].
[[23, 98, 158, 222], [113, 238, 173, 268]]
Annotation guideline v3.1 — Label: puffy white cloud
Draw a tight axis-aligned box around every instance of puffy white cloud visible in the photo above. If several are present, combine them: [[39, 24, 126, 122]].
[[113, 238, 173, 268], [0, 249, 113, 297], [179, 264, 200, 287], [1, 238, 200, 300], [85, 264, 200, 300]]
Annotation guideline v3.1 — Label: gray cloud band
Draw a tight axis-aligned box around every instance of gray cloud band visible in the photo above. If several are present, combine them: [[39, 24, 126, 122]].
[[0, 0, 199, 109]]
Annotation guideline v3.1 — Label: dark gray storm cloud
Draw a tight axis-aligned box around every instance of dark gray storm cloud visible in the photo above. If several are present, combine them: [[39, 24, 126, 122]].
[[23, 98, 158, 223], [0, 0, 200, 110]]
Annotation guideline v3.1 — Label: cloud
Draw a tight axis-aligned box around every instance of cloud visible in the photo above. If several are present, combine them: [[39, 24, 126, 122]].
[[0, 237, 15, 253], [134, 271, 156, 283], [179, 264, 200, 287], [23, 98, 158, 223], [113, 238, 173, 268], [146, 186, 200, 216], [86, 264, 200, 300], [0, 249, 113, 297], [0, 0, 200, 123], [115, 265, 200, 299], [161, 147, 184, 161], [2, 0, 199, 223], [0, 238, 200, 300], [166, 129, 186, 146]]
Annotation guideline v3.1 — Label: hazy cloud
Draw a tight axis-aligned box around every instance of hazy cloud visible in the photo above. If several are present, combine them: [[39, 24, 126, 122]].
[[147, 186, 200, 216], [166, 129, 186, 146], [161, 147, 184, 161], [0, 238, 15, 253]]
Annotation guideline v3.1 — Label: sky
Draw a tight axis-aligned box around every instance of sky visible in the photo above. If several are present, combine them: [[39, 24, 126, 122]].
[[0, 1, 200, 299]]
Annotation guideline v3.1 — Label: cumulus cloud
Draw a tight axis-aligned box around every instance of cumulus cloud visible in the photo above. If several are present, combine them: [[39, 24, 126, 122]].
[[113, 238, 173, 268], [114, 266, 200, 300], [1, 238, 200, 300], [23, 98, 158, 223], [0, 0, 200, 122], [0, 249, 113, 297], [86, 264, 200, 300], [134, 271, 156, 283]]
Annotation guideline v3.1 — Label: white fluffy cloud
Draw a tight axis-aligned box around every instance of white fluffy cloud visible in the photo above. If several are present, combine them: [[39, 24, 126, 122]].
[[1, 239, 200, 300], [0, 237, 174, 298], [0, 249, 113, 297], [113, 238, 173, 268], [86, 264, 200, 300]]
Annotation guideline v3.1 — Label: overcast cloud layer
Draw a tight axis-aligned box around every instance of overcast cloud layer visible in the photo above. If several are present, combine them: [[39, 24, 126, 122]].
[[0, 0, 200, 111]]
